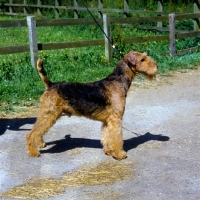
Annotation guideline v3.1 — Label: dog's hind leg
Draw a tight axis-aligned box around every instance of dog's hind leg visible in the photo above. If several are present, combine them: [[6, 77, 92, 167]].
[[26, 91, 63, 157]]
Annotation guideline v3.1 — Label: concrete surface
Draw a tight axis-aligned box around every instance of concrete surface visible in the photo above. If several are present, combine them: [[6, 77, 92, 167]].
[[0, 68, 200, 200]]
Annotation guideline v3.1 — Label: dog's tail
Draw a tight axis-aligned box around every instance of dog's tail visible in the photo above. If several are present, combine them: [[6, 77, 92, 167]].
[[37, 59, 52, 89]]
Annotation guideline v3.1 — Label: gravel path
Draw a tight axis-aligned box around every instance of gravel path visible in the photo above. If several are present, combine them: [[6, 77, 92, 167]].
[[0, 68, 200, 200]]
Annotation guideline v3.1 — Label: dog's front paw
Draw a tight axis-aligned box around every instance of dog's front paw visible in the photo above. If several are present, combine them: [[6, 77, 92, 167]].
[[113, 150, 127, 160], [104, 148, 112, 156], [27, 148, 40, 157]]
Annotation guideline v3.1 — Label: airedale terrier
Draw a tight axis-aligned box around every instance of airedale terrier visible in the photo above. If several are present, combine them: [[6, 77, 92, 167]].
[[26, 51, 157, 160]]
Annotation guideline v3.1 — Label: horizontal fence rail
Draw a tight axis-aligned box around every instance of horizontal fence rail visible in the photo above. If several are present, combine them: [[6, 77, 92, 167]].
[[1, 4, 169, 15], [0, 0, 171, 19], [0, 12, 200, 67], [0, 12, 200, 28]]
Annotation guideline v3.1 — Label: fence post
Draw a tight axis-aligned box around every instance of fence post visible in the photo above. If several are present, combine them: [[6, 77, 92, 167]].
[[9, 0, 13, 15], [23, 0, 27, 15], [74, 0, 79, 19], [103, 14, 112, 62], [98, 0, 103, 18], [37, 0, 42, 18], [124, 0, 129, 18], [27, 16, 38, 68], [55, 0, 60, 19], [194, 0, 200, 31], [169, 13, 176, 56], [157, 1, 163, 28]]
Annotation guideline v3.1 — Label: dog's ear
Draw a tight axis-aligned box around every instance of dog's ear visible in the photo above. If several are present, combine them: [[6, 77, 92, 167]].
[[126, 52, 137, 65]]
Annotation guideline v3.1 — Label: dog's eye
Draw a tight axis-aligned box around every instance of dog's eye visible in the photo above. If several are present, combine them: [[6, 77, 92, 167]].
[[141, 58, 145, 62]]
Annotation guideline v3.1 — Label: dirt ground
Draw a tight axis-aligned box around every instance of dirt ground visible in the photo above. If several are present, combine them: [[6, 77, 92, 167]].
[[0, 67, 200, 200]]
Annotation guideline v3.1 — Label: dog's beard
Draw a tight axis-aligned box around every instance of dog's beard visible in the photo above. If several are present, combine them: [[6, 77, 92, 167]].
[[144, 74, 156, 81]]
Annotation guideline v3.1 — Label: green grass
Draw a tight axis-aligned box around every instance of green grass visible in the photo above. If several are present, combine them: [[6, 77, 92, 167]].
[[0, 14, 200, 114]]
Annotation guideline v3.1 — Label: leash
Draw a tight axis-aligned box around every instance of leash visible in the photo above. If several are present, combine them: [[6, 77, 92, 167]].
[[79, 0, 137, 75], [122, 126, 141, 136], [79, 0, 138, 76], [80, 0, 124, 59], [79, 2, 139, 137]]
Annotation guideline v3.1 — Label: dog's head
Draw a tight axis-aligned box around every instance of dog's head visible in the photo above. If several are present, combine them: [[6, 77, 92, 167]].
[[124, 51, 158, 80]]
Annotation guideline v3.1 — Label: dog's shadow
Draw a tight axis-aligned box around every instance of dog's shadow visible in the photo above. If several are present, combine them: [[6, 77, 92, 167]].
[[40, 132, 170, 155], [0, 118, 36, 136]]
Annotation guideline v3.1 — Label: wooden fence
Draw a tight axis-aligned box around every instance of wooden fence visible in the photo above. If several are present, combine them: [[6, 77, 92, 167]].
[[0, 13, 200, 67], [0, 0, 170, 19]]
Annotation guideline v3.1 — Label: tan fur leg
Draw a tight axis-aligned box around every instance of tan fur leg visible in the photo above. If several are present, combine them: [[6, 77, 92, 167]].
[[101, 117, 127, 160], [26, 110, 62, 157], [26, 91, 63, 157], [101, 122, 112, 156]]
